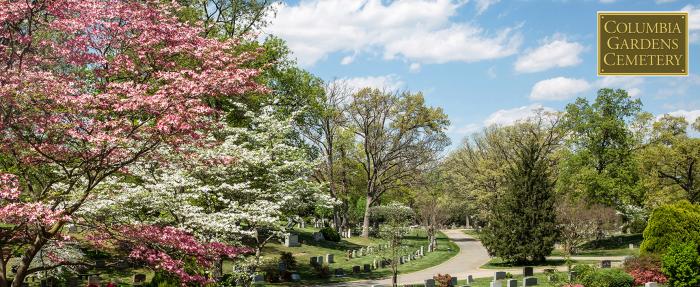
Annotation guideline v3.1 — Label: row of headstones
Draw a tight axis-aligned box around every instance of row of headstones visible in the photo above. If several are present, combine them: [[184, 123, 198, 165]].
[[332, 263, 375, 277], [489, 270, 539, 287], [424, 275, 475, 287], [344, 244, 431, 261]]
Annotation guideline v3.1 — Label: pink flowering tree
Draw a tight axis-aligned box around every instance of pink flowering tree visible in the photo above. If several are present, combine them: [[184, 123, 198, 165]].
[[0, 0, 261, 285]]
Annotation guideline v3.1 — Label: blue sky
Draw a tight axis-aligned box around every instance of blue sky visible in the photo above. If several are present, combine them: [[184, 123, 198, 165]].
[[264, 0, 700, 146]]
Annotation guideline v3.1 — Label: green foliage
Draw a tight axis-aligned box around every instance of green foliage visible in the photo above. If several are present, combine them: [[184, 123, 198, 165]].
[[573, 265, 634, 287], [145, 271, 180, 287], [279, 251, 298, 270], [661, 241, 700, 287], [480, 121, 560, 264], [320, 227, 341, 242], [641, 201, 700, 253], [560, 88, 643, 210]]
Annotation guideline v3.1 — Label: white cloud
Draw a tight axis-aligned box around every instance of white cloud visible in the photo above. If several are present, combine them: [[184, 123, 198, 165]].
[[594, 76, 645, 98], [409, 63, 421, 73], [656, 0, 677, 3], [448, 122, 481, 137], [340, 56, 354, 65], [474, 0, 500, 15], [332, 75, 404, 91], [267, 0, 522, 66], [514, 35, 585, 73], [682, 4, 700, 43], [484, 104, 556, 126], [665, 109, 700, 124], [529, 77, 591, 101]]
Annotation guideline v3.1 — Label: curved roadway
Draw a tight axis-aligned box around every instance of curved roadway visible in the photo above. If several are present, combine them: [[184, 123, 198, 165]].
[[321, 229, 625, 286]]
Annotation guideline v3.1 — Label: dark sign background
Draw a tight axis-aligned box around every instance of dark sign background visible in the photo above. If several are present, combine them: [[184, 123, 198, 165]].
[[598, 12, 688, 76]]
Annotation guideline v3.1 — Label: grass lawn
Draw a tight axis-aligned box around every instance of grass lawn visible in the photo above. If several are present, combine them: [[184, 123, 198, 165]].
[[462, 229, 480, 240], [256, 227, 459, 285], [551, 234, 643, 257]]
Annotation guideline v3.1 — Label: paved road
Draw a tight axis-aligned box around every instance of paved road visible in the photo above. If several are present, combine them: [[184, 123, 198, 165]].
[[319, 230, 626, 286], [319, 229, 489, 286]]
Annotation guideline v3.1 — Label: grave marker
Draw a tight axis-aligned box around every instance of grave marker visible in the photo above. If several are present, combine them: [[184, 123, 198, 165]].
[[523, 277, 538, 286]]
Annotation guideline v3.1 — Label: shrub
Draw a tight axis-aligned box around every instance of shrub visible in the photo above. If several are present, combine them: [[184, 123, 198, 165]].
[[575, 265, 634, 287], [661, 241, 700, 287], [315, 263, 331, 279], [433, 273, 452, 287], [641, 200, 700, 254], [623, 254, 667, 285], [320, 227, 341, 242], [279, 252, 297, 270]]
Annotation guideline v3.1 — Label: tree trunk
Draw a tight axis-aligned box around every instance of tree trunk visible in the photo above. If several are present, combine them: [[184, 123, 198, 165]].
[[392, 271, 398, 287], [12, 236, 47, 287], [361, 195, 373, 238]]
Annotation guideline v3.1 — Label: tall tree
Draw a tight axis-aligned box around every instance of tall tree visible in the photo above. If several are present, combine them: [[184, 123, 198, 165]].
[[0, 1, 260, 285], [302, 82, 354, 230], [443, 126, 510, 227], [638, 115, 700, 206], [559, 89, 643, 211], [480, 115, 563, 263], [347, 88, 450, 237]]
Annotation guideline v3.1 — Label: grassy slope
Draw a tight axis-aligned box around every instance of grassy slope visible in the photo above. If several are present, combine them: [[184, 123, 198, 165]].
[[259, 227, 459, 286]]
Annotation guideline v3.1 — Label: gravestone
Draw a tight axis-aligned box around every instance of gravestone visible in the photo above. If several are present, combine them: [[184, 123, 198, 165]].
[[352, 265, 361, 273], [309, 257, 317, 266], [629, 243, 634, 249], [317, 256, 324, 265], [88, 276, 100, 285], [299, 221, 305, 228], [133, 274, 146, 285], [399, 256, 404, 264], [506, 279, 517, 287], [352, 250, 357, 258], [490, 281, 502, 287], [284, 233, 300, 247], [278, 262, 287, 272], [363, 264, 371, 272], [291, 273, 301, 281], [420, 246, 425, 256], [373, 259, 379, 269], [252, 274, 264, 285], [359, 247, 365, 256], [334, 268, 345, 277], [467, 275, 474, 283], [312, 232, 324, 242], [644, 283, 658, 287], [450, 277, 458, 286], [494, 271, 507, 280], [523, 266, 533, 277], [428, 244, 433, 252], [425, 279, 436, 287], [600, 260, 611, 268], [523, 277, 538, 286], [326, 254, 334, 263], [568, 271, 577, 281]]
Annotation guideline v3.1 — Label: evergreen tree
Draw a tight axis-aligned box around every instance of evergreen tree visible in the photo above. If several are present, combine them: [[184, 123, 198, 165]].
[[480, 115, 562, 263]]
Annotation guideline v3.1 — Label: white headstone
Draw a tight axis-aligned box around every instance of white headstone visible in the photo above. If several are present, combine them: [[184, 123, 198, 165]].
[[490, 281, 502, 287], [644, 283, 658, 287], [284, 233, 300, 247]]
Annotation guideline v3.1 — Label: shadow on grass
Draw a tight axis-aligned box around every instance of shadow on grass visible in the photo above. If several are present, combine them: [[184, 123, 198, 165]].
[[482, 259, 567, 269], [579, 234, 642, 250]]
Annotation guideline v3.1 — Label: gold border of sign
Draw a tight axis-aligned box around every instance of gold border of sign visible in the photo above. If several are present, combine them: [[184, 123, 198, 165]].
[[597, 11, 689, 76]]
